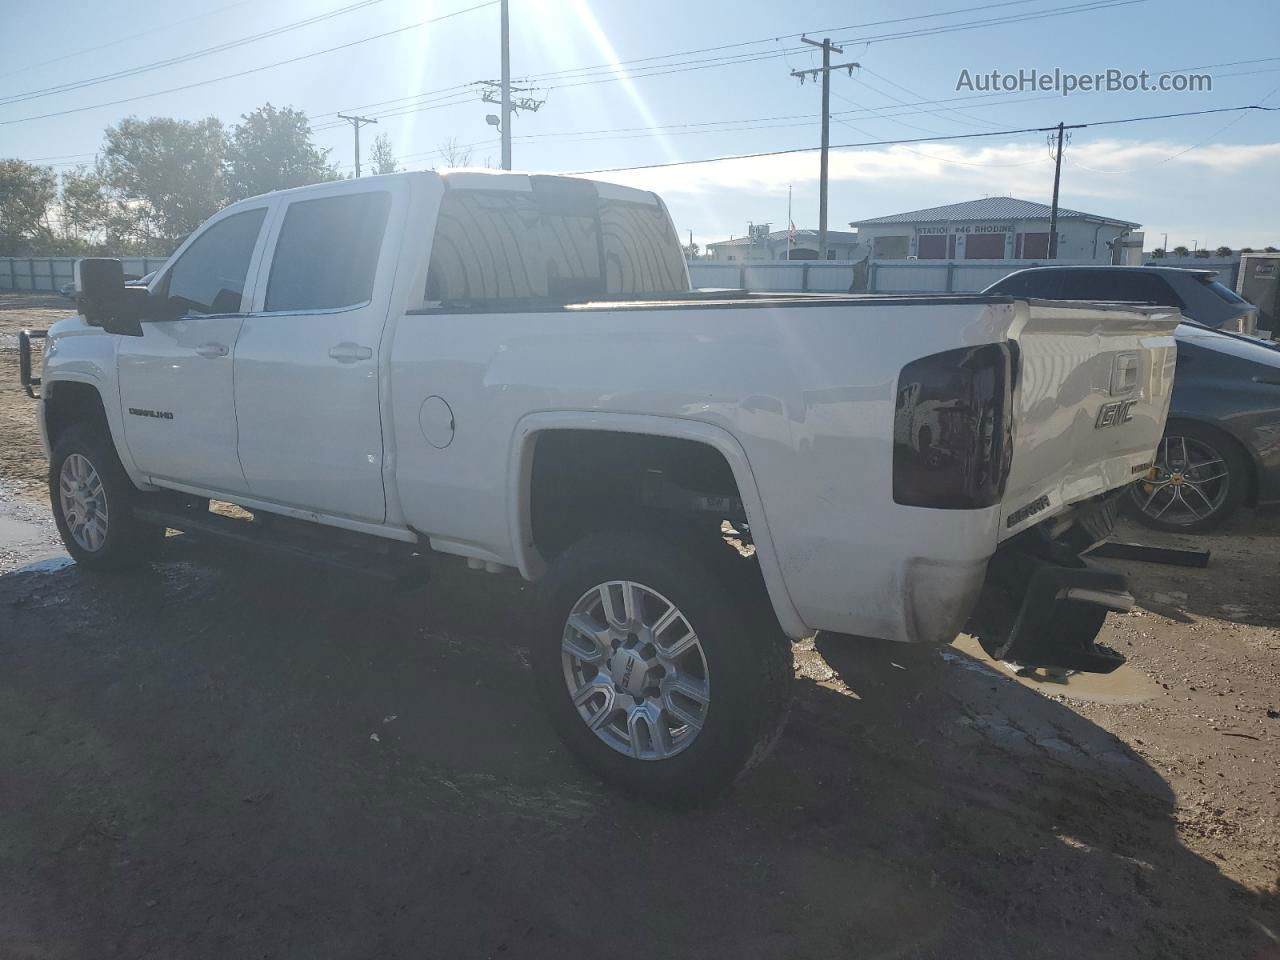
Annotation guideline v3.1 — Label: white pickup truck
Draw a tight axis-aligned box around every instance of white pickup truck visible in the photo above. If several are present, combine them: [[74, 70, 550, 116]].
[[21, 170, 1179, 802]]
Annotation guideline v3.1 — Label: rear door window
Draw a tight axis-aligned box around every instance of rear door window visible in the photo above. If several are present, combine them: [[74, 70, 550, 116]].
[[163, 207, 267, 315], [265, 191, 391, 312], [1056, 270, 1177, 305]]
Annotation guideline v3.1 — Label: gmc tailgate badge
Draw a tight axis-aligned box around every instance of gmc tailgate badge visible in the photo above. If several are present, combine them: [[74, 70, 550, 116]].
[[1095, 398, 1137, 429]]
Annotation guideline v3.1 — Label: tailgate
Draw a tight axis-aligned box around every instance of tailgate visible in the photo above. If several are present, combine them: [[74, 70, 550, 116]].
[[999, 299, 1179, 540]]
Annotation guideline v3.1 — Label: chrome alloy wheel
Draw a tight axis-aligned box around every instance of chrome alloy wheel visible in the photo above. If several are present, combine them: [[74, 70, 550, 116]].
[[561, 580, 711, 760], [58, 453, 109, 551], [1134, 435, 1230, 527]]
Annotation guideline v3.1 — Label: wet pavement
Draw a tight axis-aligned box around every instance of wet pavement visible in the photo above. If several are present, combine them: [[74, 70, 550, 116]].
[[0, 481, 63, 574]]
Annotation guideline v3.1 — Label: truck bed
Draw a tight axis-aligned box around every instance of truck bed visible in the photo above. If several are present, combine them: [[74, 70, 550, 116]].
[[392, 294, 1178, 643]]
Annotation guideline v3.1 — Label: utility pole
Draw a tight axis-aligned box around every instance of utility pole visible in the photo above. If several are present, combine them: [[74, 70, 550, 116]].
[[1047, 121, 1066, 259], [480, 0, 544, 170], [500, 0, 511, 170], [338, 114, 378, 177], [792, 38, 858, 260]]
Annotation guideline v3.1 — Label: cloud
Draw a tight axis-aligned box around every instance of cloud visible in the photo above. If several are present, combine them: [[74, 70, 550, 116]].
[[603, 138, 1280, 196], [592, 138, 1280, 249]]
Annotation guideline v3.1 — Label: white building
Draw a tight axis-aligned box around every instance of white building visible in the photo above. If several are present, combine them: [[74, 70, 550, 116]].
[[705, 228, 867, 262], [848, 197, 1140, 263]]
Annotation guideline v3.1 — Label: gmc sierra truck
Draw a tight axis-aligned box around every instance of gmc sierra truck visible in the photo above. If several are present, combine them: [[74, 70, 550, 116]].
[[19, 170, 1179, 803]]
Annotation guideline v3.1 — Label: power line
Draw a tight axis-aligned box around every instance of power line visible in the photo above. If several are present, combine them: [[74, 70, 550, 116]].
[[315, 54, 1279, 143], [1157, 80, 1280, 163], [30, 61, 1280, 172], [856, 66, 1008, 131], [0, 1, 498, 127], [311, 0, 1149, 132], [0, 0, 388, 108], [0, 0, 259, 82], [314, 0, 1075, 124], [357, 100, 1273, 175], [565, 103, 1278, 175], [530, 0, 1149, 93], [510, 0, 1094, 85], [311, 89, 481, 130], [3, 0, 1139, 129]]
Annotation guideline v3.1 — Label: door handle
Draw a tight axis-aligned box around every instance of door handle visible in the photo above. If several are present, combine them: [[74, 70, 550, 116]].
[[328, 342, 373, 363], [195, 342, 229, 358]]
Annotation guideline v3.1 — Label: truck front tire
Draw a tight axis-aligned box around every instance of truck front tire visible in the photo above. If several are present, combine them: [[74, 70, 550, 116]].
[[534, 531, 792, 805], [49, 423, 164, 571]]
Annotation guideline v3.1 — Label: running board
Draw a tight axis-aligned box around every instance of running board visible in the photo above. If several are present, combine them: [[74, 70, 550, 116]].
[[134, 504, 429, 589]]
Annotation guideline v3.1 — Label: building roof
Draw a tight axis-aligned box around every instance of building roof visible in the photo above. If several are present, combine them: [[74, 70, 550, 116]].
[[707, 228, 862, 248], [848, 196, 1140, 228]]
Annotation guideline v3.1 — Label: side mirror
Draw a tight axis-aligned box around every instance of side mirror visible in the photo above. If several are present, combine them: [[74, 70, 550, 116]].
[[75, 258, 143, 336]]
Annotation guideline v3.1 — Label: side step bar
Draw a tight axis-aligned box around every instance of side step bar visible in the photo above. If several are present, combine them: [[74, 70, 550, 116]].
[[134, 504, 429, 589]]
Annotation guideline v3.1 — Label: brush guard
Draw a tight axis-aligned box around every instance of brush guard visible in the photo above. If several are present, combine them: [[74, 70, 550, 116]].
[[18, 329, 47, 399]]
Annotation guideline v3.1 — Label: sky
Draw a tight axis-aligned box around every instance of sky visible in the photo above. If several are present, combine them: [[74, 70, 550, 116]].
[[2, 0, 1278, 249]]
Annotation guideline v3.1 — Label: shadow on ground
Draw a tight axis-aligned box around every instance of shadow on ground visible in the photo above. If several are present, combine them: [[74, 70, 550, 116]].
[[0, 539, 1274, 959]]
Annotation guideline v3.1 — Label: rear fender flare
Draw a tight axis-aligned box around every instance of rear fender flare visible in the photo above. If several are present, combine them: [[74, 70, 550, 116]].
[[507, 412, 810, 639]]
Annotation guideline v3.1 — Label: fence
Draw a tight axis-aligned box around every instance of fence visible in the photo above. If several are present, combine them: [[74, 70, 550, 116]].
[[688, 260, 864, 293], [689, 258, 1098, 294], [7, 253, 1238, 298], [0, 257, 167, 293]]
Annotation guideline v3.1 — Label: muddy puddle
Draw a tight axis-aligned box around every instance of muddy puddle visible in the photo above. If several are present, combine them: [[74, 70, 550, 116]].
[[948, 634, 1161, 705]]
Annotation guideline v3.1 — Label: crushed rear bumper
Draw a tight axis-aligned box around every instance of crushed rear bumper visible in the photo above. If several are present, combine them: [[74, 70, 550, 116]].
[[967, 500, 1132, 674]]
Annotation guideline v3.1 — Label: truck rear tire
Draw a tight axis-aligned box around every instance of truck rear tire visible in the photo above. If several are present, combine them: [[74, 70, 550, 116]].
[[533, 531, 792, 805], [49, 423, 164, 571]]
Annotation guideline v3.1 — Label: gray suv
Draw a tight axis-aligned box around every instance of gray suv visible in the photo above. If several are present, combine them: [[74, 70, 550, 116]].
[[990, 265, 1260, 335]]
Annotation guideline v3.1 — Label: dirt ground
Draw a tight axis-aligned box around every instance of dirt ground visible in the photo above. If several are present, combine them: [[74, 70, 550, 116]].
[[0, 293, 63, 501], [1, 292, 1277, 959]]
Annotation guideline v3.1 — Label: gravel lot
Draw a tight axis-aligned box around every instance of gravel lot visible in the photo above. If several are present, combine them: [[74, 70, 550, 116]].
[[1, 292, 1277, 959]]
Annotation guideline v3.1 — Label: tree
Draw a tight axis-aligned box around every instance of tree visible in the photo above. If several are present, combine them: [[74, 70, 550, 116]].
[[1265, 246, 1279, 253], [0, 159, 57, 253], [1172, 245, 1190, 257], [683, 240, 700, 258], [98, 115, 227, 247], [1214, 246, 1232, 257], [1150, 247, 1166, 258], [225, 103, 336, 200], [58, 166, 109, 250], [370, 133, 398, 175], [435, 137, 473, 169]]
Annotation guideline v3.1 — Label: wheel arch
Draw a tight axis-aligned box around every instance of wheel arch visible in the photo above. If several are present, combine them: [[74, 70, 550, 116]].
[[508, 412, 810, 639], [42, 375, 149, 490]]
